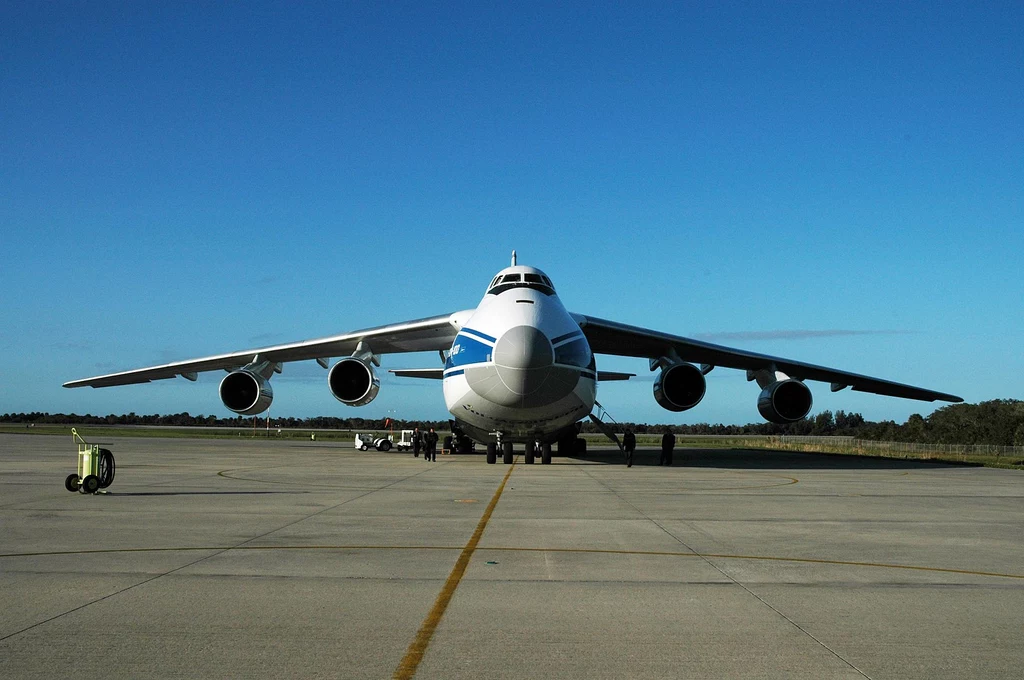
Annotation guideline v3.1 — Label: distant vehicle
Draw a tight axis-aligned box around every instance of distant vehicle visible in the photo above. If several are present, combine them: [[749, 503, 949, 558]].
[[354, 430, 415, 452], [354, 433, 391, 452], [393, 430, 414, 451]]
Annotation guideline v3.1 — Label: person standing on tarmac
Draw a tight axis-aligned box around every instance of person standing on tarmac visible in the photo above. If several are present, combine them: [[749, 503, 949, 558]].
[[425, 428, 439, 462], [622, 428, 636, 468], [660, 428, 675, 466], [412, 427, 422, 458]]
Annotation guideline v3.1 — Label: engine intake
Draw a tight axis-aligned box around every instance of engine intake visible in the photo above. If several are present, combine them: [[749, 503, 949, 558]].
[[219, 370, 273, 415], [329, 357, 380, 406], [654, 362, 706, 412], [758, 379, 813, 423]]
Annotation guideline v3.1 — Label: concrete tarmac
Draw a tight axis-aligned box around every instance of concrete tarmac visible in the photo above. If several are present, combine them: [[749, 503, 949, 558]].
[[2, 433, 1023, 679]]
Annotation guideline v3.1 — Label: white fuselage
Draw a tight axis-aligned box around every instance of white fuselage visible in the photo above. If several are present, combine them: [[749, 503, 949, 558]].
[[441, 266, 596, 442]]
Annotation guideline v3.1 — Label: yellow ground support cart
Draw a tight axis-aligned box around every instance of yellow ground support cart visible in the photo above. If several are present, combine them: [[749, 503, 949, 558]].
[[65, 428, 115, 494]]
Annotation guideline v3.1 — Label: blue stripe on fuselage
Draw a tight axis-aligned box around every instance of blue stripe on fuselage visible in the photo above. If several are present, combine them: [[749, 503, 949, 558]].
[[460, 328, 496, 344], [446, 332, 493, 370]]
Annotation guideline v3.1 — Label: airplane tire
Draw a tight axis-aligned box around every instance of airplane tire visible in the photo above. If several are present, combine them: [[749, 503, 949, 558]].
[[98, 449, 115, 489], [65, 474, 80, 492], [524, 444, 535, 465], [502, 441, 514, 465], [81, 475, 100, 494], [575, 438, 587, 454], [541, 443, 552, 465], [486, 443, 496, 465]]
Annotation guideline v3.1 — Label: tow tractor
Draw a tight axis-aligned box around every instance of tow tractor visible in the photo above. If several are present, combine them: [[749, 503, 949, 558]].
[[64, 428, 115, 494], [354, 430, 415, 452]]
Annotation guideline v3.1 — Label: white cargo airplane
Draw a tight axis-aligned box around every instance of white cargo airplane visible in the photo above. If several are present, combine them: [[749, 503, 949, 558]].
[[65, 251, 961, 465]]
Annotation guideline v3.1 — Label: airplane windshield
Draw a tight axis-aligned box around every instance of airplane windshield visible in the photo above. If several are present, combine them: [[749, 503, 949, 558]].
[[486, 272, 555, 296]]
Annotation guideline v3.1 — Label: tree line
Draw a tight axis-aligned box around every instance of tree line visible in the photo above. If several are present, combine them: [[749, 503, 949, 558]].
[[4, 399, 1023, 446], [591, 400, 1024, 446]]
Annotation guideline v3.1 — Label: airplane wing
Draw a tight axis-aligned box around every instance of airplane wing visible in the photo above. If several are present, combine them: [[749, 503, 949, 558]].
[[573, 314, 962, 403], [64, 313, 463, 388]]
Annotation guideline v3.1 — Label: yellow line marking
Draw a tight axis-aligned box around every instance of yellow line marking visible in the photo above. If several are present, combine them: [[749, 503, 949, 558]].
[[392, 461, 516, 679]]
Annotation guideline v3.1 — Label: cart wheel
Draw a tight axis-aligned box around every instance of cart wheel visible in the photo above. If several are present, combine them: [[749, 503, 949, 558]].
[[98, 449, 115, 489], [81, 475, 100, 494], [360, 444, 368, 451], [65, 474, 81, 492], [378, 440, 392, 452]]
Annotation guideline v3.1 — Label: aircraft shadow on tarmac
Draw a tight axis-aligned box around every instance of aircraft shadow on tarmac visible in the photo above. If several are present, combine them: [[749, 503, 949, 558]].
[[568, 447, 971, 471]]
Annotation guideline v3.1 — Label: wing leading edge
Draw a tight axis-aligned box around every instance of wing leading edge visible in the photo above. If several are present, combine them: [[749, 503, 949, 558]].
[[573, 314, 962, 404], [64, 313, 464, 389]]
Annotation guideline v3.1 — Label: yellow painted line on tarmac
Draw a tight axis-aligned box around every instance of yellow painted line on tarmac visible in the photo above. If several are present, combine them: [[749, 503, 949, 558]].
[[392, 460, 516, 680]]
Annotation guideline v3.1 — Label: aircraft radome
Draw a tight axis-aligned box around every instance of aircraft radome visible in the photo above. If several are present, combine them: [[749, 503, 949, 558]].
[[65, 251, 961, 465]]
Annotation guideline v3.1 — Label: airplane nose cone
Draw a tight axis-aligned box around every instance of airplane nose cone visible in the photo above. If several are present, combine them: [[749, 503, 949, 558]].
[[463, 325, 579, 408], [493, 325, 553, 371]]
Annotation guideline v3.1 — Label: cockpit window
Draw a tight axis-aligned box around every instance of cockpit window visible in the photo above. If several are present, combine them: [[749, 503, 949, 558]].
[[487, 272, 555, 296]]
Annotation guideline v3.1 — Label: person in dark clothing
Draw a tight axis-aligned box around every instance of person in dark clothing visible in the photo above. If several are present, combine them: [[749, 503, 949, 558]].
[[622, 429, 636, 468], [425, 428, 439, 462], [412, 427, 422, 458], [660, 429, 675, 466]]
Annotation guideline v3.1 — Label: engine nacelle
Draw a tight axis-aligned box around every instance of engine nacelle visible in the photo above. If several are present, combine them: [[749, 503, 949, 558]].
[[328, 357, 380, 406], [758, 379, 813, 423], [219, 370, 273, 415], [653, 362, 706, 412]]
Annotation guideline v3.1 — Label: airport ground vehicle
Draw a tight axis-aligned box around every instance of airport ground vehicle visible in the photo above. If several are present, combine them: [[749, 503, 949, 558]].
[[354, 430, 415, 452]]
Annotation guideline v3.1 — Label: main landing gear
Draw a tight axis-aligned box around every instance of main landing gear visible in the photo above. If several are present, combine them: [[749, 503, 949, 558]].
[[484, 438, 515, 465], [485, 440, 553, 465], [525, 441, 552, 465]]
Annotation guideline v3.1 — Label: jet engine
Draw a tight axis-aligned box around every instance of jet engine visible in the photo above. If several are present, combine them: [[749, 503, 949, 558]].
[[654, 362, 706, 412], [328, 357, 380, 406], [757, 379, 813, 423], [219, 369, 273, 415]]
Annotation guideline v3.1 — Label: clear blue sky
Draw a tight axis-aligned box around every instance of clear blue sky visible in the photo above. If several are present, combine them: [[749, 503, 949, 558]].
[[2, 1, 1021, 425]]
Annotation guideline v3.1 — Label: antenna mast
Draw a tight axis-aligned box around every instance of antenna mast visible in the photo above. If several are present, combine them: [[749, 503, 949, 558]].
[[511, 250, 517, 266]]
